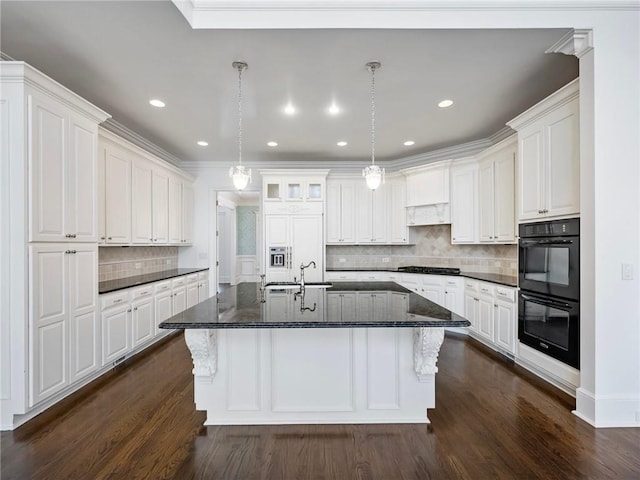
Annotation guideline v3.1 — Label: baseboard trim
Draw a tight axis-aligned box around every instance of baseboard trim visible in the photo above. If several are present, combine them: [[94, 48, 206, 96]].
[[575, 387, 640, 428]]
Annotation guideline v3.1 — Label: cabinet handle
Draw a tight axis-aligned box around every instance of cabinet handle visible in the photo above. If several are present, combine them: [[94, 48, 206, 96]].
[[108, 237, 113, 240], [127, 308, 132, 312], [140, 291, 148, 295], [113, 299, 123, 303], [134, 307, 138, 311], [65, 250, 77, 254], [538, 209, 544, 214], [100, 237, 106, 240]]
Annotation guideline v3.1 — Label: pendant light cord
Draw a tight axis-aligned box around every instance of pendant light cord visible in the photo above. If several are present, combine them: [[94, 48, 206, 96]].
[[237, 63, 244, 167], [370, 63, 376, 166]]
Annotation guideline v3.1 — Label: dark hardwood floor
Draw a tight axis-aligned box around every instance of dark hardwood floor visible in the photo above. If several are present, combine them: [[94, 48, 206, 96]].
[[2, 332, 639, 479]]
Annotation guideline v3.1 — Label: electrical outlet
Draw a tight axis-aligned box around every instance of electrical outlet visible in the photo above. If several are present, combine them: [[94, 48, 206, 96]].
[[622, 263, 634, 280], [166, 259, 171, 265], [339, 258, 346, 263], [135, 262, 142, 269], [382, 257, 390, 263]]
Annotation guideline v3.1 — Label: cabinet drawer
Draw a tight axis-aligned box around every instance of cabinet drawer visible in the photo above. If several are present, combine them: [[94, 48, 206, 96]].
[[101, 290, 130, 311], [444, 277, 464, 288], [326, 272, 358, 281], [464, 279, 478, 292], [185, 274, 198, 284], [358, 272, 386, 281], [172, 277, 186, 288], [198, 271, 208, 281], [495, 286, 516, 302], [131, 285, 153, 300], [154, 280, 172, 294], [422, 274, 445, 287], [478, 282, 495, 296]]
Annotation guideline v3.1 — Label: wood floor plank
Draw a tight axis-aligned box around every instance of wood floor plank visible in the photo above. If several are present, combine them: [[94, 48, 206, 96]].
[[2, 332, 639, 480]]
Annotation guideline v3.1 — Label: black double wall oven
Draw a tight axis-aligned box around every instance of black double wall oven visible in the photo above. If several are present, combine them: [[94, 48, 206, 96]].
[[518, 218, 580, 369]]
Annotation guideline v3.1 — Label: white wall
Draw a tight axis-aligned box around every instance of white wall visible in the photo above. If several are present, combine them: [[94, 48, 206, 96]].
[[181, 3, 640, 427]]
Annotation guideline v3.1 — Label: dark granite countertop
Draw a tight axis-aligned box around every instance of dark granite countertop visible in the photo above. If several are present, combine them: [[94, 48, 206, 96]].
[[159, 282, 471, 330], [326, 268, 517, 287], [99, 268, 209, 294]]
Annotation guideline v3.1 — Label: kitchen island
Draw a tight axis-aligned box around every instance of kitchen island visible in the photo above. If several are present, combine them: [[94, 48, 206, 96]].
[[160, 282, 470, 425]]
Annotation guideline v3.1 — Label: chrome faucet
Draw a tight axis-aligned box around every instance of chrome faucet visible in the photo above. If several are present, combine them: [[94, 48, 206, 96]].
[[299, 261, 316, 288]]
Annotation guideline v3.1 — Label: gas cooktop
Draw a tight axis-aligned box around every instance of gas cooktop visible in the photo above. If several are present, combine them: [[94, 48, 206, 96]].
[[397, 266, 461, 275]]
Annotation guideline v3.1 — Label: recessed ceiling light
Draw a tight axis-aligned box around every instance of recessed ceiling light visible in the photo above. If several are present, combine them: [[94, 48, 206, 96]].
[[403, 140, 415, 146], [328, 103, 340, 115], [197, 140, 208, 146], [149, 99, 166, 108], [267, 141, 278, 147], [337, 141, 348, 147], [438, 99, 454, 108], [284, 103, 296, 115]]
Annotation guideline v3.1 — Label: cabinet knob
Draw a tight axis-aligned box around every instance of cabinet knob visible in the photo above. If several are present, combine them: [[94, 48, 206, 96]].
[[538, 209, 544, 214], [100, 237, 106, 240], [108, 237, 113, 240], [134, 307, 138, 311]]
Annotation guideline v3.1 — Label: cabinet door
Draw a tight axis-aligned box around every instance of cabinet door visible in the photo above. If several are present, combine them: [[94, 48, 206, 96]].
[[464, 294, 477, 332], [186, 283, 199, 308], [421, 285, 445, 305], [478, 160, 495, 242], [102, 305, 130, 365], [356, 185, 373, 243], [131, 158, 153, 244], [172, 286, 187, 315], [29, 245, 68, 406], [389, 179, 407, 243], [291, 215, 323, 282], [493, 150, 516, 242], [444, 285, 465, 316], [154, 291, 173, 335], [477, 296, 494, 342], [340, 293, 357, 323], [518, 128, 544, 221], [265, 215, 289, 247], [152, 169, 169, 244], [29, 93, 67, 242], [182, 183, 194, 244], [494, 299, 516, 354], [450, 166, 477, 244], [326, 182, 342, 243], [104, 145, 131, 243], [198, 280, 210, 302], [68, 115, 98, 242], [340, 183, 356, 243], [168, 176, 182, 244], [132, 299, 154, 348], [371, 186, 388, 243], [68, 245, 99, 383], [545, 99, 580, 218]]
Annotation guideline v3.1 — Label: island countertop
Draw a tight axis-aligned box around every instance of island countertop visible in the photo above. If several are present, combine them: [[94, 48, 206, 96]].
[[159, 281, 471, 329]]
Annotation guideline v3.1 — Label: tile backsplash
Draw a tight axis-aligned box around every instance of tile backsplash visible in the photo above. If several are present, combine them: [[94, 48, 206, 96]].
[[99, 246, 179, 282], [326, 224, 517, 276]]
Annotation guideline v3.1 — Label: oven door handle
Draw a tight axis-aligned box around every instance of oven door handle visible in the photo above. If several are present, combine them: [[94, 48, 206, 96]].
[[520, 239, 574, 246], [520, 294, 572, 309]]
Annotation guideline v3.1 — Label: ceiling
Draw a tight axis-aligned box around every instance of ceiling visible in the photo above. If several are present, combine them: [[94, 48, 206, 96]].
[[0, 1, 578, 167]]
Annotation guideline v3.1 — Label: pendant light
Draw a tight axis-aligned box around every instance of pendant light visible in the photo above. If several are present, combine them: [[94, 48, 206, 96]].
[[363, 61, 385, 190], [229, 61, 251, 191]]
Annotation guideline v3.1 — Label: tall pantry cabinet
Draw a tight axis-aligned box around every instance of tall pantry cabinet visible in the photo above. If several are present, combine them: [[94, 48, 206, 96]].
[[1, 63, 110, 425]]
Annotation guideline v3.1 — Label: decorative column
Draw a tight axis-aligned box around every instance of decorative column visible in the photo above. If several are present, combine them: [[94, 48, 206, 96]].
[[413, 327, 445, 381]]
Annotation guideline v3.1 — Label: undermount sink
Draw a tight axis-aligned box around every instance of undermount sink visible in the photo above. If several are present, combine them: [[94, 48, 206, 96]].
[[264, 282, 332, 290]]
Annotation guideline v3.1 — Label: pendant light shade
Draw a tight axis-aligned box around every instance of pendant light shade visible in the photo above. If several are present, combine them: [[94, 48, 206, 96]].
[[229, 61, 251, 191], [363, 61, 385, 190]]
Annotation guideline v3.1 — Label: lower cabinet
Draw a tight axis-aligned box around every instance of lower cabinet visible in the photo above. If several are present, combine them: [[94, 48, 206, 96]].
[[197, 271, 210, 302], [131, 287, 154, 348], [29, 243, 99, 407], [154, 281, 173, 336], [101, 290, 132, 366], [186, 274, 199, 309], [464, 279, 517, 355], [172, 277, 187, 315]]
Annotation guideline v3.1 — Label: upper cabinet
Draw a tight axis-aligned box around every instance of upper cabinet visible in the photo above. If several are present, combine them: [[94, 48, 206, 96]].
[[450, 160, 478, 244], [263, 173, 324, 204], [507, 79, 580, 222], [477, 136, 516, 243], [22, 71, 109, 243], [325, 175, 408, 245], [98, 128, 194, 246]]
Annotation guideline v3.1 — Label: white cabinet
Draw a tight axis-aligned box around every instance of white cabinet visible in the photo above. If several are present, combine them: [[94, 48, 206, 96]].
[[477, 137, 516, 243], [326, 175, 407, 245], [153, 281, 174, 336], [29, 93, 100, 243], [102, 140, 132, 244], [181, 183, 194, 244], [131, 156, 153, 244], [168, 176, 182, 244], [171, 277, 187, 315], [263, 172, 326, 203], [152, 169, 169, 244], [197, 271, 210, 302], [450, 162, 478, 244], [131, 287, 154, 348], [443, 277, 464, 316], [29, 244, 99, 405], [326, 180, 356, 243], [326, 293, 357, 322], [186, 274, 199, 308], [507, 79, 580, 221], [464, 279, 517, 355], [356, 182, 388, 243], [356, 292, 388, 322]]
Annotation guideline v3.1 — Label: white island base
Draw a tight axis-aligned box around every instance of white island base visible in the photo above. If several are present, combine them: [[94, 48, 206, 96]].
[[184, 327, 445, 425]]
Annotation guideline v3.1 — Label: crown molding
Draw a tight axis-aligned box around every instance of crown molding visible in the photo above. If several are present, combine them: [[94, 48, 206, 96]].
[[101, 118, 183, 167], [173, 0, 640, 27], [0, 52, 16, 61], [545, 29, 594, 58], [488, 126, 516, 145]]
